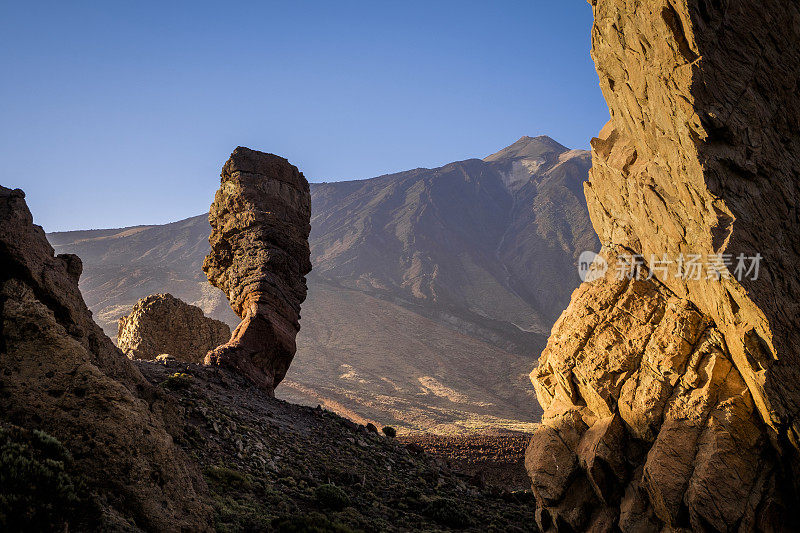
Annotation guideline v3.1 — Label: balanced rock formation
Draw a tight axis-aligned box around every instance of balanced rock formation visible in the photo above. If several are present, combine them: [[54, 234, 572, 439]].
[[0, 187, 211, 531], [527, 1, 800, 530], [203, 147, 312, 394], [117, 293, 230, 363]]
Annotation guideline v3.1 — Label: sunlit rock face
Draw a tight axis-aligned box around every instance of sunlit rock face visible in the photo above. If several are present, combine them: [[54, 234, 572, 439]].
[[527, 1, 800, 530], [203, 147, 312, 395], [117, 293, 231, 363]]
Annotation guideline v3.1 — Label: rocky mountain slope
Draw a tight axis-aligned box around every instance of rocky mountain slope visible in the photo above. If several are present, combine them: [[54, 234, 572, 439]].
[[137, 358, 539, 532], [48, 136, 598, 434], [0, 186, 212, 531], [0, 182, 539, 531], [525, 1, 800, 531]]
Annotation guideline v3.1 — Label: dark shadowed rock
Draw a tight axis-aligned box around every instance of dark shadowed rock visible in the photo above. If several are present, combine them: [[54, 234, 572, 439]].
[[203, 147, 312, 394], [0, 186, 211, 531], [117, 293, 230, 363]]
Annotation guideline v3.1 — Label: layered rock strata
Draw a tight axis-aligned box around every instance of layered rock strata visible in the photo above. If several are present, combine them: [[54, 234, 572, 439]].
[[0, 186, 211, 531], [528, 248, 783, 530], [203, 147, 312, 394], [527, 0, 800, 530], [117, 293, 230, 363]]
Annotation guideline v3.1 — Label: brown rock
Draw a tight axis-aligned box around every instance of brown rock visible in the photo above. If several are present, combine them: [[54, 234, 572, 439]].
[[203, 147, 312, 394], [528, 248, 785, 530], [586, 0, 800, 453], [0, 186, 211, 531], [527, 0, 800, 529], [117, 293, 230, 363]]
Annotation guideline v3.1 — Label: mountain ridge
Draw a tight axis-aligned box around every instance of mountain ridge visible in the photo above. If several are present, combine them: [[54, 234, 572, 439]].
[[48, 136, 599, 433]]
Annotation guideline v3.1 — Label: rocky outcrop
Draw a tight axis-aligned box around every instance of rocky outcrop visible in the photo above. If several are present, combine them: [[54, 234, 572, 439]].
[[528, 248, 783, 530], [117, 293, 230, 363], [0, 186, 211, 531], [203, 147, 312, 394], [527, 1, 800, 530]]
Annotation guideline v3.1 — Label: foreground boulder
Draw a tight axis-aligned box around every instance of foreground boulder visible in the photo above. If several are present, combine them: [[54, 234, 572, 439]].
[[527, 1, 800, 530], [117, 293, 231, 363], [203, 147, 312, 394], [0, 187, 211, 531]]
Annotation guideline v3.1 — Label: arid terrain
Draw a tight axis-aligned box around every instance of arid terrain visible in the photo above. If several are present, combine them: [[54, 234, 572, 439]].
[[48, 135, 597, 434], [399, 433, 532, 492], [3, 0, 800, 531], [137, 358, 538, 532]]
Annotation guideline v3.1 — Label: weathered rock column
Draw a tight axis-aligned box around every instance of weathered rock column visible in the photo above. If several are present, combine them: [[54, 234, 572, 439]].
[[527, 1, 800, 530], [203, 147, 312, 394]]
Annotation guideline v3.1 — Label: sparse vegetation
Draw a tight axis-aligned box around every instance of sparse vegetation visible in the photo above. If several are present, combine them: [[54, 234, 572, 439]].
[[163, 372, 193, 390], [314, 484, 351, 510], [424, 497, 474, 528], [0, 425, 96, 532], [139, 361, 538, 532], [272, 512, 357, 532]]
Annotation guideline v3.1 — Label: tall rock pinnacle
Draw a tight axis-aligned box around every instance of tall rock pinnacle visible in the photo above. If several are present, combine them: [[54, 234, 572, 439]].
[[527, 1, 800, 531], [203, 147, 312, 394]]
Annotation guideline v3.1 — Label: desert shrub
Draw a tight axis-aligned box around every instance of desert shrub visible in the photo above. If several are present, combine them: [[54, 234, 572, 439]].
[[0, 425, 95, 532], [205, 465, 253, 491], [163, 372, 193, 390], [314, 483, 351, 510], [365, 423, 378, 434], [424, 497, 473, 528], [381, 426, 396, 438], [273, 511, 356, 532]]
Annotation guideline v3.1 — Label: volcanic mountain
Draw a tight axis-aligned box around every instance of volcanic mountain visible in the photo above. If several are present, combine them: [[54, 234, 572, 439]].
[[48, 136, 598, 433]]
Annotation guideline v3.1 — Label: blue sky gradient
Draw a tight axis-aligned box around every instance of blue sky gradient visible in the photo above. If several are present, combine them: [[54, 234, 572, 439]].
[[1, 1, 608, 231]]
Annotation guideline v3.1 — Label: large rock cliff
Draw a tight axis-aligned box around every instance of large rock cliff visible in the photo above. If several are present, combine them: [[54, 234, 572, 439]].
[[527, 1, 800, 530], [117, 293, 230, 363], [203, 147, 312, 394], [0, 187, 211, 531]]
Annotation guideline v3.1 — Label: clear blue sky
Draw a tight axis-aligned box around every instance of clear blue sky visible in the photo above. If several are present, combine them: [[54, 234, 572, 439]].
[[0, 1, 608, 232]]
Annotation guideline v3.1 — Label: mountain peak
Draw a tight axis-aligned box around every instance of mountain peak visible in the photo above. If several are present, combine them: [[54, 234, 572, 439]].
[[483, 135, 568, 163]]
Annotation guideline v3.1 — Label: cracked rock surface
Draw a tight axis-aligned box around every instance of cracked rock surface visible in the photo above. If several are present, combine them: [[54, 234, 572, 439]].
[[117, 293, 230, 363], [0, 186, 211, 531], [528, 247, 783, 531], [527, 1, 800, 530], [203, 147, 312, 394]]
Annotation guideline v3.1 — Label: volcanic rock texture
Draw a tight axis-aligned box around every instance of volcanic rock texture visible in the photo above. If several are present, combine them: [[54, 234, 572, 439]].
[[203, 147, 312, 394], [117, 293, 230, 363], [0, 186, 211, 531], [527, 1, 800, 531]]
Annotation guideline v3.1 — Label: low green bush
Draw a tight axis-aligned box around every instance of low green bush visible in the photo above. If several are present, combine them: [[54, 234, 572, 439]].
[[273, 511, 356, 532], [0, 425, 95, 532], [163, 372, 193, 390], [314, 484, 351, 510], [424, 497, 473, 528]]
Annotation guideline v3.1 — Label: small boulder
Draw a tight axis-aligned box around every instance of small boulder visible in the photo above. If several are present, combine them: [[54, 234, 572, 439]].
[[118, 293, 231, 363]]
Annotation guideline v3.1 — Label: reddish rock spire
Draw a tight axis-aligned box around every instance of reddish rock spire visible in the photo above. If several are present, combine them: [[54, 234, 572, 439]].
[[203, 147, 312, 394]]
